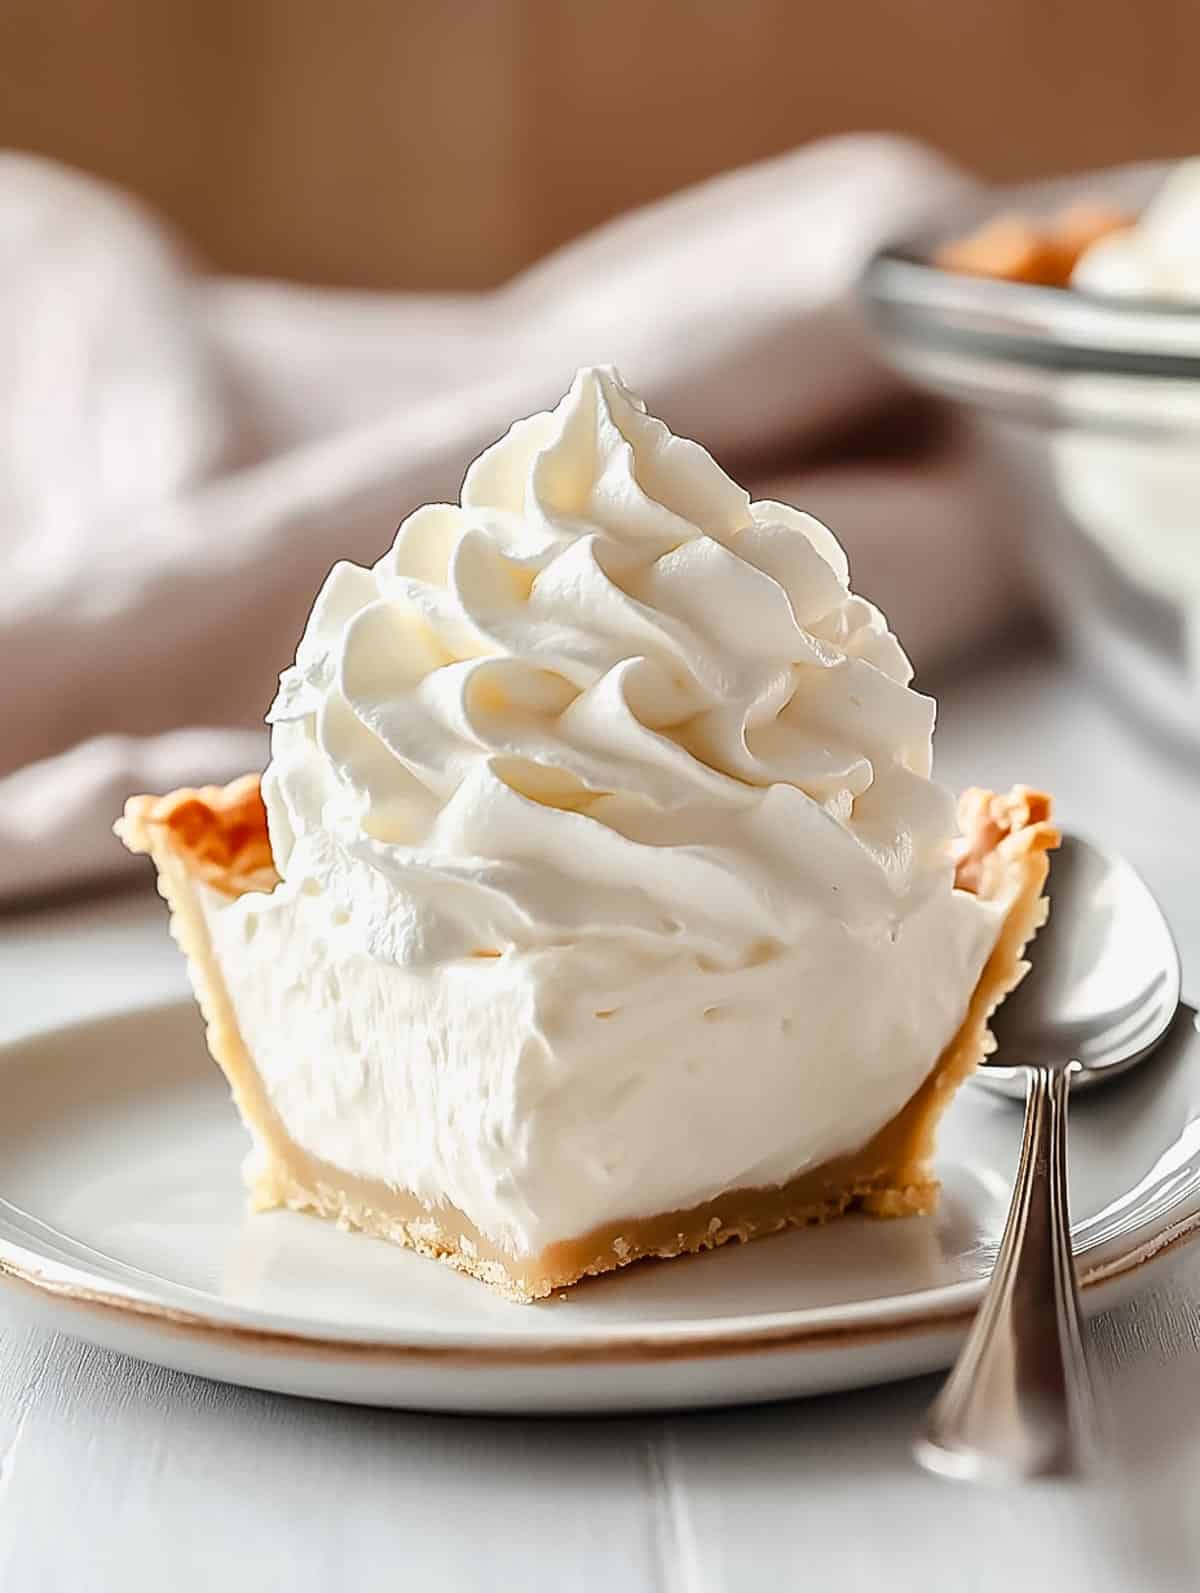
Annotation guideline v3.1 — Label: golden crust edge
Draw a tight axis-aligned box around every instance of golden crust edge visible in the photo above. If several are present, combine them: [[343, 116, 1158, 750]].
[[116, 777, 277, 899]]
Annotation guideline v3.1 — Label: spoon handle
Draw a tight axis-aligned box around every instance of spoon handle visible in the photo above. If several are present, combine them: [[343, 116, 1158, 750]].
[[915, 1063, 1096, 1481]]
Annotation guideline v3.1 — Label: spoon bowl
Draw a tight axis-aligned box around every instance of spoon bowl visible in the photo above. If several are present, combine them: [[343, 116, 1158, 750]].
[[976, 835, 1181, 1096]]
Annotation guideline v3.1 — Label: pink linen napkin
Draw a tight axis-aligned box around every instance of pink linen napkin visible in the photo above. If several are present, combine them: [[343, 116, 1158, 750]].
[[0, 134, 1027, 901]]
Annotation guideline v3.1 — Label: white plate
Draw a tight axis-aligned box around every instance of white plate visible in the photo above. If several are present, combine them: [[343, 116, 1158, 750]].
[[2, 999, 1199, 1413]]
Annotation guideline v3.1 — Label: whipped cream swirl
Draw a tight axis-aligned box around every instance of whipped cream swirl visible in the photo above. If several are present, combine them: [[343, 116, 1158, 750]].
[[263, 367, 959, 968]]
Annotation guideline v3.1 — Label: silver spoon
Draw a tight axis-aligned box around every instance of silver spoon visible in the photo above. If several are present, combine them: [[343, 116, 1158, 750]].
[[915, 834, 1181, 1482]]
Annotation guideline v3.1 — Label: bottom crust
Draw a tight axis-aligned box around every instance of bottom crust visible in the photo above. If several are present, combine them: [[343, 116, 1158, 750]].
[[254, 1132, 941, 1305], [118, 781, 1056, 1302]]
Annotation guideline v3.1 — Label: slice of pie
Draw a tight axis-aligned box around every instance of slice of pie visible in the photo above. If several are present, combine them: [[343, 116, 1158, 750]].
[[117, 367, 1057, 1302]]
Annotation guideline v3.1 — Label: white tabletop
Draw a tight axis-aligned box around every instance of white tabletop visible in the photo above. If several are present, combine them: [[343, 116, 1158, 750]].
[[3, 643, 1200, 1592]]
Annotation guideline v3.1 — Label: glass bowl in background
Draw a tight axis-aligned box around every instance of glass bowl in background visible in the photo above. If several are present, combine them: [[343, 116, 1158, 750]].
[[860, 160, 1200, 759]]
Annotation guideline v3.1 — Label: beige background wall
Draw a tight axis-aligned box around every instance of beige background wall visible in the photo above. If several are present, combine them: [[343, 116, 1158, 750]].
[[2, 0, 1198, 291]]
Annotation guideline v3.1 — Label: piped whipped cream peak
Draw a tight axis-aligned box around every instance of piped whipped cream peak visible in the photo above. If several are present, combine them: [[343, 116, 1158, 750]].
[[263, 366, 959, 968], [1073, 159, 1200, 300]]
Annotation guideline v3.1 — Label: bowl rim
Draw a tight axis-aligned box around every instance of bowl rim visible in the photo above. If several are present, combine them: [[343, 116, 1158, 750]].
[[860, 159, 1200, 382]]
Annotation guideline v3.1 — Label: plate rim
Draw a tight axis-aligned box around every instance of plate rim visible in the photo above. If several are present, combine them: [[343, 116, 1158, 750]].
[[3, 999, 1199, 1368], [3, 1210, 1199, 1368]]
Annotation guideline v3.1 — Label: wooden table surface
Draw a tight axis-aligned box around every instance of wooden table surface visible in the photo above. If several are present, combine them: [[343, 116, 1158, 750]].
[[3, 644, 1200, 1592]]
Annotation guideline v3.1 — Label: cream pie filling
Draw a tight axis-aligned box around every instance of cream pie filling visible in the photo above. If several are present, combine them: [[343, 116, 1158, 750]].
[[199, 865, 1003, 1260]]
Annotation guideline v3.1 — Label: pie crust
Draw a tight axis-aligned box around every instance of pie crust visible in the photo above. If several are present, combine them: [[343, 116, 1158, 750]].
[[117, 779, 1057, 1301], [936, 202, 1132, 288]]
